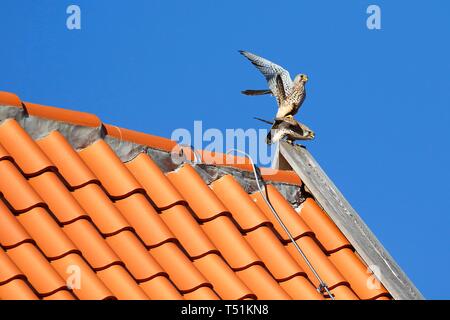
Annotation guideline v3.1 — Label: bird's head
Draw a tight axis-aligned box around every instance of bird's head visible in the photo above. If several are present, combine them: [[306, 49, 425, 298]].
[[295, 74, 309, 84]]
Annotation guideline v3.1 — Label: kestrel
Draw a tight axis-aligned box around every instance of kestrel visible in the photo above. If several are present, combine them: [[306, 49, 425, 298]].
[[240, 50, 308, 119], [255, 116, 315, 144]]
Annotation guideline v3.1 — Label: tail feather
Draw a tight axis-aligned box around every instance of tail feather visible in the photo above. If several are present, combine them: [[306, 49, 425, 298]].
[[241, 89, 272, 96]]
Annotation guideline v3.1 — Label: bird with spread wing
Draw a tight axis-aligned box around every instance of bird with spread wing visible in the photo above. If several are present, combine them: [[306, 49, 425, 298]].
[[239, 50, 308, 119]]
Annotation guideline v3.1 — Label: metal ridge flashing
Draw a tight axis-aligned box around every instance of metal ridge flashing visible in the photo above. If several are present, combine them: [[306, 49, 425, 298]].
[[278, 141, 424, 300]]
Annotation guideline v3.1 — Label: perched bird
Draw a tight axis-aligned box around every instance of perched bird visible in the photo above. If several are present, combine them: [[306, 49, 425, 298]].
[[240, 50, 308, 119], [254, 116, 315, 145]]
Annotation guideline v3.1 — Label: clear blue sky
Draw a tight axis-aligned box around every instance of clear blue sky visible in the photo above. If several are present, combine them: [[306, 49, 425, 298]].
[[1, 0, 449, 299]]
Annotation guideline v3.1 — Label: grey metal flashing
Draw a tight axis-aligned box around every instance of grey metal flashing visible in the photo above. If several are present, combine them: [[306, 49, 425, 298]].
[[279, 141, 424, 300]]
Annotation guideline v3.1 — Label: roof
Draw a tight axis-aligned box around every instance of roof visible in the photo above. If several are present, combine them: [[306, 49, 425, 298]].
[[0, 91, 393, 300]]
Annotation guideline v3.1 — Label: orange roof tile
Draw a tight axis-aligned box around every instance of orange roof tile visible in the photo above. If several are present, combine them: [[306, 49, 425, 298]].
[[0, 93, 391, 300]]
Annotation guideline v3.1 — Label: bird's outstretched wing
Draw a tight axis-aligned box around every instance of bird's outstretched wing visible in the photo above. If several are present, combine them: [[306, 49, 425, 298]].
[[239, 50, 293, 104]]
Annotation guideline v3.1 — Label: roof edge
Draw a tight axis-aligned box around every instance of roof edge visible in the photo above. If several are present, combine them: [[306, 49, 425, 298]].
[[279, 142, 424, 300]]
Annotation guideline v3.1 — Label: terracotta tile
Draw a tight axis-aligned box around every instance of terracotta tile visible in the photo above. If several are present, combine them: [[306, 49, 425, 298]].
[[126, 153, 185, 209], [279, 276, 324, 300], [200, 150, 253, 171], [259, 168, 302, 185], [167, 164, 228, 221], [285, 236, 347, 289], [17, 207, 78, 260], [0, 200, 32, 248], [114, 193, 175, 247], [375, 295, 391, 300], [201, 216, 261, 270], [24, 102, 101, 127], [298, 198, 351, 253], [0, 119, 54, 176], [328, 285, 359, 300], [0, 279, 38, 300], [78, 140, 142, 198], [0, 91, 22, 107], [210, 175, 270, 231], [43, 290, 76, 300], [236, 265, 291, 300], [0, 160, 44, 213], [63, 219, 121, 270], [139, 276, 183, 300], [6, 243, 66, 296], [184, 287, 220, 300], [37, 131, 98, 188], [96, 265, 149, 300], [251, 185, 313, 241], [106, 231, 166, 282], [160, 205, 217, 258], [51, 253, 114, 300], [193, 253, 254, 300], [0, 248, 24, 285], [104, 123, 177, 152], [0, 142, 12, 161], [149, 242, 209, 293], [329, 247, 388, 299], [245, 226, 305, 281], [28, 172, 87, 224], [72, 183, 130, 235]]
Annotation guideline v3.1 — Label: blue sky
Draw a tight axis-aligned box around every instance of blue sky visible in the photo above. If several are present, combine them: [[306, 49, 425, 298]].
[[1, 0, 449, 299]]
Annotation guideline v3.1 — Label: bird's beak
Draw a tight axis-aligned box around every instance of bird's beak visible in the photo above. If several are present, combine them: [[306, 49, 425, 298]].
[[303, 75, 309, 82], [310, 132, 315, 139]]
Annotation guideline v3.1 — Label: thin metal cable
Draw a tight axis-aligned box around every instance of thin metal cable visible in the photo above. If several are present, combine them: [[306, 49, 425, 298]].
[[226, 148, 335, 300]]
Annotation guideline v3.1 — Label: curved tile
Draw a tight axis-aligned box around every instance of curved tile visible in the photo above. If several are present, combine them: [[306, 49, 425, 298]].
[[50, 253, 114, 300], [96, 265, 149, 300], [106, 231, 166, 282], [104, 124, 177, 152], [17, 207, 78, 260], [37, 131, 98, 189], [0, 248, 24, 285], [63, 219, 121, 270], [251, 185, 313, 242], [139, 276, 183, 300], [72, 183, 131, 235], [329, 285, 359, 300], [329, 247, 388, 299], [279, 275, 324, 300], [0, 160, 44, 213], [6, 243, 66, 296], [236, 265, 291, 300], [0, 279, 39, 300], [0, 119, 54, 176], [0, 200, 32, 249], [0, 142, 11, 161], [160, 205, 217, 259], [43, 290, 76, 300], [245, 226, 305, 281], [201, 216, 261, 270], [0, 91, 22, 107], [78, 140, 142, 198], [114, 193, 175, 248], [183, 287, 220, 300], [149, 242, 209, 293], [298, 198, 351, 253], [285, 236, 347, 290], [125, 153, 185, 209], [167, 164, 228, 221], [24, 102, 101, 127], [193, 253, 255, 300], [28, 172, 87, 224], [260, 168, 302, 185], [210, 175, 270, 231]]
